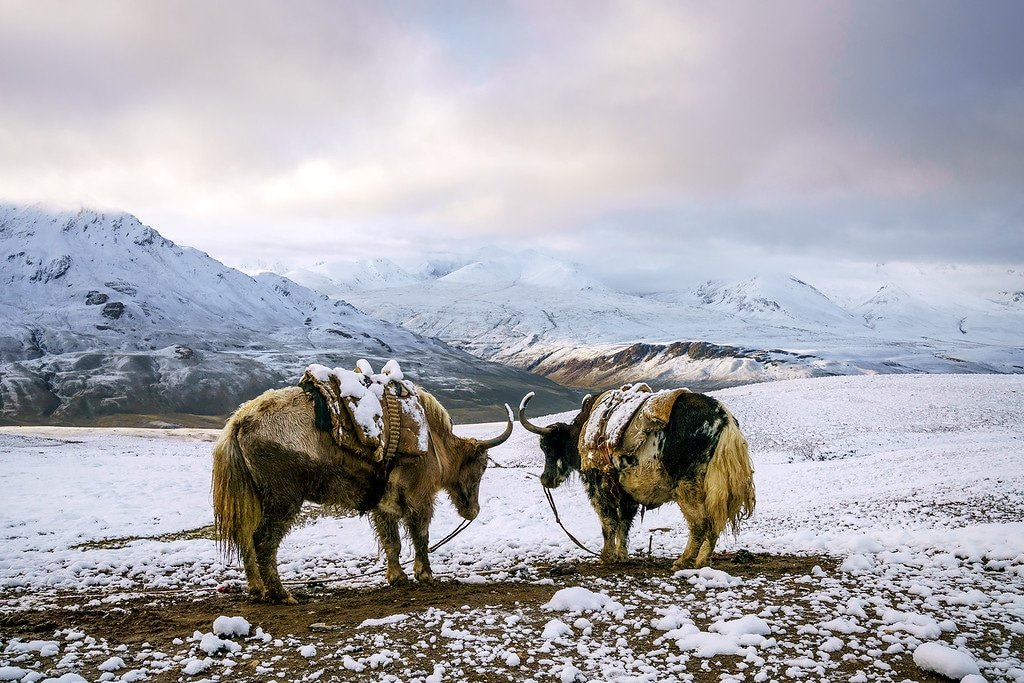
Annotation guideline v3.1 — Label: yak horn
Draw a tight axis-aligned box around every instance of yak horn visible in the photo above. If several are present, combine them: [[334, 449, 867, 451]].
[[518, 392, 553, 436], [479, 404, 514, 448]]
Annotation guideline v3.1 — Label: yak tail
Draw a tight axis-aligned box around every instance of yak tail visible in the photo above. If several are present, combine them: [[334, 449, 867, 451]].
[[211, 421, 261, 561], [705, 409, 756, 536]]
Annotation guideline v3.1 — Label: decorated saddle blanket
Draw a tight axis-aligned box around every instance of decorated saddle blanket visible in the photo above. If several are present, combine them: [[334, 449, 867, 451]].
[[299, 359, 429, 461], [579, 383, 690, 471]]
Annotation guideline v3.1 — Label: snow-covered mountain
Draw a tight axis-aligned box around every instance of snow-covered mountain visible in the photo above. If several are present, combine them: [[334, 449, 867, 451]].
[[282, 251, 1024, 390], [0, 205, 579, 424]]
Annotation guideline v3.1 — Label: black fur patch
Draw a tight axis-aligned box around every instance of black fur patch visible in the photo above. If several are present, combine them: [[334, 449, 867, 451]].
[[660, 392, 729, 481], [303, 384, 333, 434], [356, 460, 391, 512], [539, 424, 582, 487], [581, 470, 640, 525]]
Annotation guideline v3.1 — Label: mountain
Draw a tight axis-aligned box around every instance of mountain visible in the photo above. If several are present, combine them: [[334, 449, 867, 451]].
[[284, 251, 1024, 390], [0, 205, 580, 424], [688, 274, 860, 330], [281, 257, 423, 296]]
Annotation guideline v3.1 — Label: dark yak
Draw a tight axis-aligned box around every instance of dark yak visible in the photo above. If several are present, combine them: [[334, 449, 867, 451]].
[[519, 386, 754, 569], [212, 384, 512, 603]]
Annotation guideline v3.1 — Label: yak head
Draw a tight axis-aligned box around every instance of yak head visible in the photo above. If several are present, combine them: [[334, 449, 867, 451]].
[[444, 405, 514, 520], [519, 392, 595, 489]]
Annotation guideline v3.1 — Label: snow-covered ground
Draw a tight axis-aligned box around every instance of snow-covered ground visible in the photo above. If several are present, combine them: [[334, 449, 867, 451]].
[[1, 374, 1023, 682]]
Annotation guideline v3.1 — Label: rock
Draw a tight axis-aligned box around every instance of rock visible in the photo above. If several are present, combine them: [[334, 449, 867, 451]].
[[101, 302, 125, 319]]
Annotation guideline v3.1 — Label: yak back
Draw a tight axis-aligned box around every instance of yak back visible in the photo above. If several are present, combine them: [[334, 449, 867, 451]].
[[299, 368, 429, 462], [580, 385, 689, 470], [577, 387, 732, 481], [659, 392, 733, 481]]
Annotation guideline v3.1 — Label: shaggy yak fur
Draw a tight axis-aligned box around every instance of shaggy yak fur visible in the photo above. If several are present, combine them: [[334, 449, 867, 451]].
[[520, 389, 755, 569], [212, 386, 512, 603]]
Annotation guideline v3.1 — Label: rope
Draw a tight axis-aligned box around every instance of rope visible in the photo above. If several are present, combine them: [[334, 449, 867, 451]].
[[488, 454, 600, 558], [429, 518, 473, 552], [543, 486, 601, 557]]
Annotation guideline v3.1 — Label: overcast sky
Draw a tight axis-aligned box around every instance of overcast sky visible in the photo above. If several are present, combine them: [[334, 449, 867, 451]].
[[1, 0, 1022, 289]]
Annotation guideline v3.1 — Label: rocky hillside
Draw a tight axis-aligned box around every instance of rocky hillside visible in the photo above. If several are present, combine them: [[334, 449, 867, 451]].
[[0, 205, 579, 424]]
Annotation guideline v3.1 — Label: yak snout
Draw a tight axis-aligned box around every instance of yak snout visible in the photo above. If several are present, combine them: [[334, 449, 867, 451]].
[[448, 484, 481, 520], [540, 457, 569, 489]]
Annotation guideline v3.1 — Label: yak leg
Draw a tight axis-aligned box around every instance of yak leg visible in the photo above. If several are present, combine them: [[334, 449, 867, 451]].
[[404, 508, 435, 584], [583, 471, 637, 563], [238, 530, 266, 600], [673, 481, 708, 571], [672, 515, 709, 571], [612, 498, 639, 562], [253, 502, 301, 604], [597, 514, 618, 563], [694, 527, 719, 568], [372, 510, 409, 585]]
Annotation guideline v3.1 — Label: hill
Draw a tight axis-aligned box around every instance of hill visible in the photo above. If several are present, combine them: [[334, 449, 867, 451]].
[[0, 205, 580, 424]]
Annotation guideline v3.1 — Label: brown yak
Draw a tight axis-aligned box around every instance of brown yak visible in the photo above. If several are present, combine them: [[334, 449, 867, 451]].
[[212, 384, 512, 603]]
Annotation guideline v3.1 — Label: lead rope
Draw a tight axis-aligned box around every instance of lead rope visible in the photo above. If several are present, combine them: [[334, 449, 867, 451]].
[[429, 518, 473, 552], [487, 454, 602, 558], [543, 485, 601, 557]]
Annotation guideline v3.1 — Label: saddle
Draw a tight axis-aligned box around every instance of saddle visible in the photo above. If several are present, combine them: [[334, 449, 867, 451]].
[[579, 383, 690, 471], [299, 359, 429, 461]]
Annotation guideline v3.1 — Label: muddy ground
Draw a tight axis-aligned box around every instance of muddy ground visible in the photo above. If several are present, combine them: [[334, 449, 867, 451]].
[[1, 552, 974, 683]]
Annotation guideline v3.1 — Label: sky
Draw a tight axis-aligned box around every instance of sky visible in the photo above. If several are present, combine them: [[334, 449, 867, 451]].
[[1, 0, 1022, 290]]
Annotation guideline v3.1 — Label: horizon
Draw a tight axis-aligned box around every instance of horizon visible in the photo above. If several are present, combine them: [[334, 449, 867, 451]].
[[3, 199, 1022, 305]]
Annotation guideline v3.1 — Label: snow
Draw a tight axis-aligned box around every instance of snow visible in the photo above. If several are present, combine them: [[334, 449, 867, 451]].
[[541, 619, 572, 640], [197, 632, 240, 655], [519, 391, 535, 410], [96, 657, 124, 672], [543, 587, 621, 612], [306, 360, 426, 442], [211, 616, 250, 638], [581, 385, 653, 451], [307, 248, 1024, 387], [913, 642, 981, 679], [676, 567, 744, 589], [0, 205, 574, 423], [181, 657, 213, 675], [358, 614, 409, 628], [709, 615, 772, 637], [3, 642, 59, 658], [1, 374, 1023, 681]]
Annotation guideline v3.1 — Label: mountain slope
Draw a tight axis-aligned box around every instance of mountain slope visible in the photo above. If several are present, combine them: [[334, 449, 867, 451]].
[[0, 205, 579, 423], [292, 252, 1024, 390]]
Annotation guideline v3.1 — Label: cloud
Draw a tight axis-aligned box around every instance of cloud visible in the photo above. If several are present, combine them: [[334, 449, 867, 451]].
[[0, 0, 1021, 278]]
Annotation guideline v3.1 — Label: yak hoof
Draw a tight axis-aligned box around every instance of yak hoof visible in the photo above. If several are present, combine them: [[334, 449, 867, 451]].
[[672, 557, 695, 571], [601, 550, 628, 564], [415, 572, 436, 585], [387, 571, 410, 586], [266, 591, 298, 605]]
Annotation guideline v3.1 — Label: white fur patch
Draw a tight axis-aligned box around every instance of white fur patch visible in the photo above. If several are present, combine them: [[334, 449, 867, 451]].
[[618, 432, 675, 506]]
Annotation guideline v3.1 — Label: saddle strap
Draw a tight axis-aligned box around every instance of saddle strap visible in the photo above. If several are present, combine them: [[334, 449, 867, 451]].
[[383, 390, 402, 461]]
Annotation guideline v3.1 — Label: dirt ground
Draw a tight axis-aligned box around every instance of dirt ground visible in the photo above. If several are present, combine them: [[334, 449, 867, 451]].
[[1, 552, 965, 683]]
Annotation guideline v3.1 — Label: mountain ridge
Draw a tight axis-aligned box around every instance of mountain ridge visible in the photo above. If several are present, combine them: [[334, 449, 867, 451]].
[[283, 250, 1024, 389], [0, 204, 580, 424]]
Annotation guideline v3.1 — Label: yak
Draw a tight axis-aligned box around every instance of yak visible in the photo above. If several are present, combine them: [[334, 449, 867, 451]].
[[212, 384, 512, 603], [519, 386, 754, 569]]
